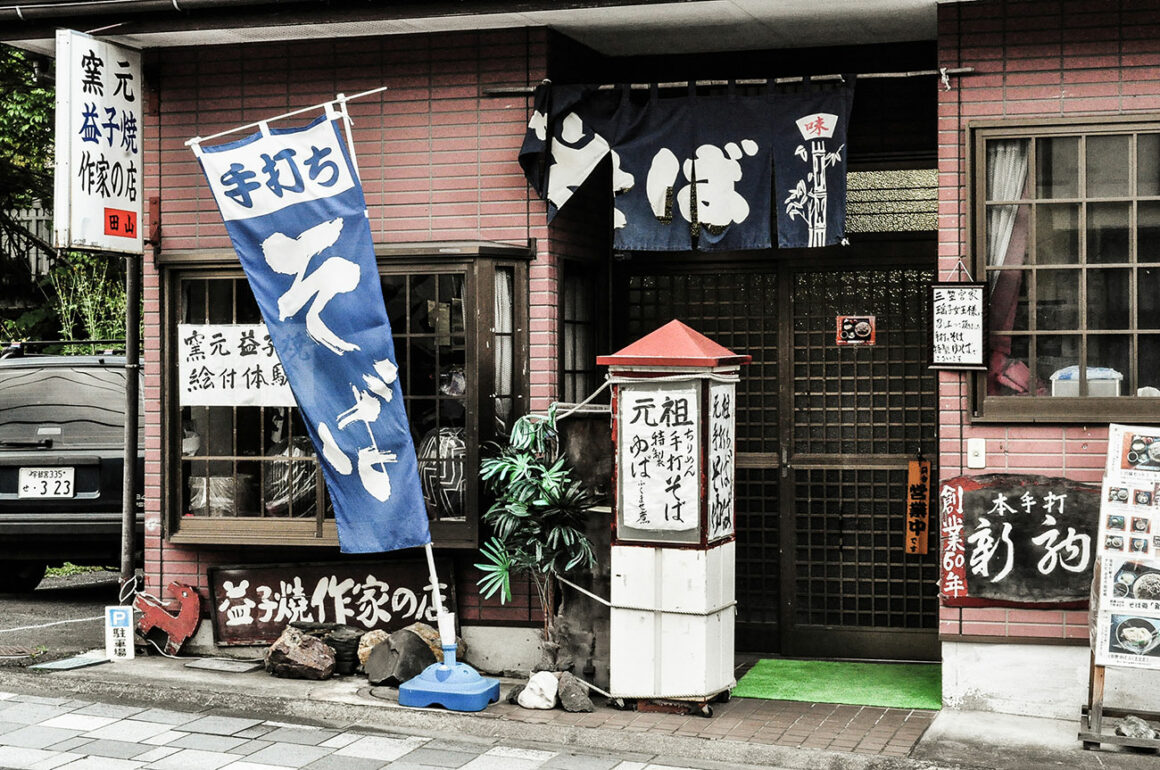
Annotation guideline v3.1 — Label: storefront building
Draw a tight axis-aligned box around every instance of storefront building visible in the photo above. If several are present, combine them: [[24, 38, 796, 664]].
[[3, 0, 1159, 714]]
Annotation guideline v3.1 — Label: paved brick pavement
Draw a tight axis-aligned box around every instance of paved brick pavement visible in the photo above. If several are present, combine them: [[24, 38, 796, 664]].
[[0, 691, 721, 770], [483, 695, 935, 757]]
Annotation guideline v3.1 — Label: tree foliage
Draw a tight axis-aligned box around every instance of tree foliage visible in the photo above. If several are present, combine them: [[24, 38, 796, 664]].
[[0, 44, 53, 211]]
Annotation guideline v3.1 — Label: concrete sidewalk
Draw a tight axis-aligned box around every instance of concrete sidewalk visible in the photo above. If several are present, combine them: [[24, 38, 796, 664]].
[[0, 654, 1155, 770]]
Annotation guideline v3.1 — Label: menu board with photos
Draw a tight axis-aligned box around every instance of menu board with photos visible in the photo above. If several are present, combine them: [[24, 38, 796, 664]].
[[1093, 424, 1160, 669]]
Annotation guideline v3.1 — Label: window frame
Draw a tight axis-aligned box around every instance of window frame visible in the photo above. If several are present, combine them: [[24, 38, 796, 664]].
[[160, 243, 530, 549], [969, 115, 1160, 423], [559, 258, 607, 406]]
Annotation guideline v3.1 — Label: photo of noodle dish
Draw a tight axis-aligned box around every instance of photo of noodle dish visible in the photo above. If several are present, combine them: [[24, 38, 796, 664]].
[[1112, 562, 1160, 601], [1112, 616, 1160, 656]]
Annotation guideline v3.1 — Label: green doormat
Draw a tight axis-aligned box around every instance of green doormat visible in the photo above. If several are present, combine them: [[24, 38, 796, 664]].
[[732, 659, 942, 710]]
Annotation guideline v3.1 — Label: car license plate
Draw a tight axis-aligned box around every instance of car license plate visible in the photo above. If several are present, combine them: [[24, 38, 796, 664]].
[[18, 467, 75, 498]]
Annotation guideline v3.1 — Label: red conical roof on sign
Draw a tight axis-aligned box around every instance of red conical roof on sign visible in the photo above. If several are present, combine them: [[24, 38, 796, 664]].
[[597, 320, 752, 368]]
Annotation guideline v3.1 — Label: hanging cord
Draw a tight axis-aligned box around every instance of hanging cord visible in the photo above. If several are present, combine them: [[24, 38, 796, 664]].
[[120, 576, 263, 662], [542, 370, 740, 426]]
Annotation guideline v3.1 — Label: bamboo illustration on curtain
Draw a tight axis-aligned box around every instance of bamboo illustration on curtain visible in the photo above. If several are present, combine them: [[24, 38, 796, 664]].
[[192, 110, 431, 554], [519, 79, 854, 250], [772, 80, 856, 248]]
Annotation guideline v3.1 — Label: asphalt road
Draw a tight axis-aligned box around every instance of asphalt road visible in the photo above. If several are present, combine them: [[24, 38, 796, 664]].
[[0, 570, 123, 666]]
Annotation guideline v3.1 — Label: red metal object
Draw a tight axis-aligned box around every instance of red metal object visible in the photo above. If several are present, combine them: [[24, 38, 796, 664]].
[[596, 320, 752, 369], [134, 581, 201, 655]]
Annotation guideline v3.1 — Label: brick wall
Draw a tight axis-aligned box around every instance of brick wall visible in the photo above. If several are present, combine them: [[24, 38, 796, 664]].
[[141, 29, 556, 620], [937, 0, 1160, 640]]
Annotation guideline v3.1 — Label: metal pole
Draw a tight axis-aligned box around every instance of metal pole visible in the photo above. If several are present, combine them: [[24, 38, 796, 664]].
[[119, 248, 141, 599]]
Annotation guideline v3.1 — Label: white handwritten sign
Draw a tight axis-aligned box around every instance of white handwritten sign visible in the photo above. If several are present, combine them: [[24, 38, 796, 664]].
[[930, 283, 986, 370], [178, 324, 296, 407], [53, 30, 143, 254], [707, 381, 735, 541], [618, 382, 700, 532]]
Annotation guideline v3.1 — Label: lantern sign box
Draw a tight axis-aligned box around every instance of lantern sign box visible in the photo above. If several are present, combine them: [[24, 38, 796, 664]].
[[598, 320, 749, 702], [54, 30, 144, 254]]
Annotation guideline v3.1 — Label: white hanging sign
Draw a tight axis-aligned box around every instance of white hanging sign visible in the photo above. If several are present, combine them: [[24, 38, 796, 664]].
[[707, 381, 736, 541], [930, 283, 987, 370], [53, 30, 144, 254], [178, 324, 296, 407], [617, 382, 700, 532]]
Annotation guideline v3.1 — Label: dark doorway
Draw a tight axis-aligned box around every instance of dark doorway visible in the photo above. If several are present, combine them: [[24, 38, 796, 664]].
[[614, 243, 939, 660]]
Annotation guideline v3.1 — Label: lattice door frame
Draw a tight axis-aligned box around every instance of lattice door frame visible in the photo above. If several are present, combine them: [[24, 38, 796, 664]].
[[778, 255, 940, 661], [612, 241, 940, 660]]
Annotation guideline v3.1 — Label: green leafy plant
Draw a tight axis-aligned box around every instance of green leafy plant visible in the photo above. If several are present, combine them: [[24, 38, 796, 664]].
[[476, 404, 597, 642], [47, 252, 128, 351], [0, 45, 53, 211]]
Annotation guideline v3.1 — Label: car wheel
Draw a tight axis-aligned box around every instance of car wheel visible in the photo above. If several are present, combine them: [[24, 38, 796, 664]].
[[0, 562, 46, 592]]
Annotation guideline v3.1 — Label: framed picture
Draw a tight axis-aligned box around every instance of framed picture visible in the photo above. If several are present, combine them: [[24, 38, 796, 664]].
[[929, 282, 987, 370]]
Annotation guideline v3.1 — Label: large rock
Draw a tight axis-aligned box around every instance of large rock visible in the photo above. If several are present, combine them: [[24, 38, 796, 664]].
[[557, 671, 594, 713], [264, 625, 335, 680], [1116, 715, 1157, 739], [291, 622, 364, 676], [517, 670, 559, 709], [365, 625, 439, 686], [358, 629, 389, 669]]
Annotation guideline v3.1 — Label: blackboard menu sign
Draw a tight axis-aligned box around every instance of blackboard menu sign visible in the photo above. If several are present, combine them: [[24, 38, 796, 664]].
[[209, 559, 454, 645], [929, 282, 987, 370], [939, 474, 1098, 605]]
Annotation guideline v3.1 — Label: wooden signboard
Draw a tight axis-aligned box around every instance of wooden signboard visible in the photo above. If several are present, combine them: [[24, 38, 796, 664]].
[[905, 459, 931, 555], [209, 559, 454, 645], [939, 474, 1098, 605], [929, 282, 987, 370]]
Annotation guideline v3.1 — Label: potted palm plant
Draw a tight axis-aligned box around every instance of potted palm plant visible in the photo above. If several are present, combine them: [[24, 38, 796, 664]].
[[476, 404, 597, 656]]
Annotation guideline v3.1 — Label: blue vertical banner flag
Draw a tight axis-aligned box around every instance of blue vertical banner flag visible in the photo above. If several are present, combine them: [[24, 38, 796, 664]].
[[772, 77, 856, 249], [192, 109, 431, 554]]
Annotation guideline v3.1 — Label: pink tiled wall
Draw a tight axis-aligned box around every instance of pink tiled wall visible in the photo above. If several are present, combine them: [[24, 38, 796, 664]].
[[937, 0, 1160, 640], [140, 29, 558, 618]]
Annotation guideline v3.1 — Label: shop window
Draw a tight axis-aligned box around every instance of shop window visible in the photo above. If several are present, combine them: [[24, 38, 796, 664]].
[[163, 249, 528, 547], [973, 120, 1160, 421]]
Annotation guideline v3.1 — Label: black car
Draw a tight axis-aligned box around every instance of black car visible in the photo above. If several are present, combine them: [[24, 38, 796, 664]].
[[0, 354, 143, 591]]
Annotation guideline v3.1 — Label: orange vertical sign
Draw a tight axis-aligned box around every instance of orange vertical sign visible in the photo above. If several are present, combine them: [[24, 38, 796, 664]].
[[905, 459, 931, 554]]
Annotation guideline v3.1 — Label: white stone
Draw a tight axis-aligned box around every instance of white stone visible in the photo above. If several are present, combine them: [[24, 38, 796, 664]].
[[517, 671, 559, 709]]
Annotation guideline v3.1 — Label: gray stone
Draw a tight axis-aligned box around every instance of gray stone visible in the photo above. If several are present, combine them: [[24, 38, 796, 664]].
[[365, 625, 439, 686], [557, 671, 594, 713], [291, 621, 364, 676], [357, 629, 389, 669], [517, 671, 559, 710], [265, 625, 336, 680], [534, 641, 560, 673], [505, 683, 525, 705], [1116, 714, 1158, 739]]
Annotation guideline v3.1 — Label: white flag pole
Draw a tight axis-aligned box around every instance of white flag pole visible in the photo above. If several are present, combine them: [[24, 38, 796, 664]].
[[424, 541, 456, 648], [185, 85, 387, 148]]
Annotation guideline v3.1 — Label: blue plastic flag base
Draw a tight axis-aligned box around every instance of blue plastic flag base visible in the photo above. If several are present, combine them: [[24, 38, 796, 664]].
[[398, 644, 501, 712]]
